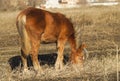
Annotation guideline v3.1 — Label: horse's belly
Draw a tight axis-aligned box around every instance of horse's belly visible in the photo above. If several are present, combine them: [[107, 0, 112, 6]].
[[41, 33, 57, 43]]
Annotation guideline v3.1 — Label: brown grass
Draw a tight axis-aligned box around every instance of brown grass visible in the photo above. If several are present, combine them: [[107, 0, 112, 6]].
[[0, 6, 120, 81]]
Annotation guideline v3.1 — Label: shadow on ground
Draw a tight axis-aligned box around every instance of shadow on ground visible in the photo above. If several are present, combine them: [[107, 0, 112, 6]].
[[8, 53, 69, 70]]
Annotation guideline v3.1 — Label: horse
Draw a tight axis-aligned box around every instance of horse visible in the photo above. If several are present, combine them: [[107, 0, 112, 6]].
[[16, 7, 86, 72]]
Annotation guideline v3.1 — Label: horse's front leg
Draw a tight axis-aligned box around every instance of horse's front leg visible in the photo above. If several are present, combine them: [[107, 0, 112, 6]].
[[55, 38, 67, 70]]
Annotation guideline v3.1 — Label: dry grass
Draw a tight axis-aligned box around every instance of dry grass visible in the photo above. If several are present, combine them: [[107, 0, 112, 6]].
[[0, 55, 119, 81], [0, 6, 120, 81]]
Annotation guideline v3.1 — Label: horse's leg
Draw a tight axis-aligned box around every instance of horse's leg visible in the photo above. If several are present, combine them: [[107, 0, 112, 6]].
[[30, 39, 42, 72], [55, 38, 67, 70], [21, 49, 28, 72], [20, 38, 31, 72]]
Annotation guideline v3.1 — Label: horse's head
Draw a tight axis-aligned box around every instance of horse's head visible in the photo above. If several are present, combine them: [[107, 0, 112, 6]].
[[70, 43, 87, 64]]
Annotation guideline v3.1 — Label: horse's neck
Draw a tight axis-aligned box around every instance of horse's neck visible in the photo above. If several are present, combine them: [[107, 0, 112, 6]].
[[68, 34, 77, 53]]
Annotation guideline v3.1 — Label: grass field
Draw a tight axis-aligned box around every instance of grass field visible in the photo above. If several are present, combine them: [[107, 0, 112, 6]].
[[0, 6, 120, 81]]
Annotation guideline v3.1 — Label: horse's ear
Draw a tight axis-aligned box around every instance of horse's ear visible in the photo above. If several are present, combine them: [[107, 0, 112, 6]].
[[77, 43, 86, 53]]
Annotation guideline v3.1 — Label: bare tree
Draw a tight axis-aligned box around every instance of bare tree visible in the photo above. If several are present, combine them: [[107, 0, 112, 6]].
[[0, 0, 11, 10], [79, 0, 87, 5], [0, 0, 27, 10]]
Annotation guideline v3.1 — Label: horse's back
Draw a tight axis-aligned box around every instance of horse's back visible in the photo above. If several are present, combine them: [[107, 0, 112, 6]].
[[17, 7, 75, 43]]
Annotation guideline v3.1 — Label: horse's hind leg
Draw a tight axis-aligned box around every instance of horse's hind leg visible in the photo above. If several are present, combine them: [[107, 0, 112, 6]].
[[30, 38, 42, 72], [21, 49, 28, 72], [20, 31, 31, 72]]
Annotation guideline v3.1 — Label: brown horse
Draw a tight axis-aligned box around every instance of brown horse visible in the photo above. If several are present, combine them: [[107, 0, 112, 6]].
[[16, 7, 86, 72]]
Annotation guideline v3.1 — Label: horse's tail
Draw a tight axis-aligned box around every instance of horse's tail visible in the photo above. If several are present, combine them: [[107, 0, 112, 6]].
[[16, 14, 31, 56]]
